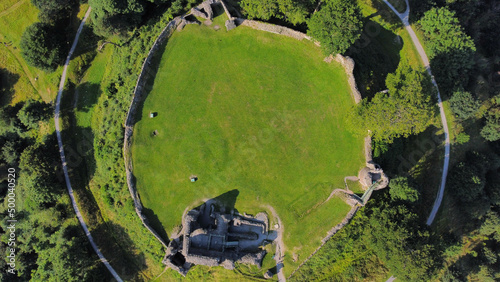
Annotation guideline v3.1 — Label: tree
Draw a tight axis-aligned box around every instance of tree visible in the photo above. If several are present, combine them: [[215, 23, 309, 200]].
[[1, 140, 24, 165], [89, 0, 146, 36], [353, 64, 437, 142], [20, 22, 67, 71], [389, 177, 420, 203], [19, 136, 63, 208], [241, 0, 279, 21], [17, 99, 52, 129], [363, 200, 437, 281], [0, 103, 27, 135], [449, 90, 480, 119], [448, 151, 490, 204], [31, 224, 103, 281], [307, 0, 363, 55], [480, 211, 500, 241], [240, 0, 312, 25], [418, 7, 476, 94], [31, 0, 79, 23], [481, 116, 500, 142]]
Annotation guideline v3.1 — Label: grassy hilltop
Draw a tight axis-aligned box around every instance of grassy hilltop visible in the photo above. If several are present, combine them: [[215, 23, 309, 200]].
[[131, 14, 365, 275]]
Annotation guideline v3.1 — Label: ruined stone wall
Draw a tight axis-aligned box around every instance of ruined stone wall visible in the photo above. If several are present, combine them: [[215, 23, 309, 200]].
[[235, 18, 312, 41], [333, 54, 362, 104], [123, 16, 183, 250]]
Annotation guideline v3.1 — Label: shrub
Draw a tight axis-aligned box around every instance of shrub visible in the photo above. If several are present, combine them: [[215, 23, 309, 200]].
[[449, 90, 480, 119]]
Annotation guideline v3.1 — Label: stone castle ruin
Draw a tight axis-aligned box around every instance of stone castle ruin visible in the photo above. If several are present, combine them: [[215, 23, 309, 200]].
[[163, 201, 273, 276], [126, 0, 390, 278]]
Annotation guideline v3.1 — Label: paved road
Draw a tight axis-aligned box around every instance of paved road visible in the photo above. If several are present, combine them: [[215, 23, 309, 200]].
[[54, 7, 123, 282], [382, 0, 450, 226]]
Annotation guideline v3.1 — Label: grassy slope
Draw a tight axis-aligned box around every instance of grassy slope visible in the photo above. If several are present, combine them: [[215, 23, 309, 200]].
[[0, 0, 62, 105], [132, 20, 365, 277]]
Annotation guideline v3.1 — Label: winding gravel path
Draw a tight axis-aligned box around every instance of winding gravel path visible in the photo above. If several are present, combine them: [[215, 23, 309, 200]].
[[54, 7, 123, 282], [383, 1, 450, 281], [382, 0, 450, 226], [265, 205, 286, 282]]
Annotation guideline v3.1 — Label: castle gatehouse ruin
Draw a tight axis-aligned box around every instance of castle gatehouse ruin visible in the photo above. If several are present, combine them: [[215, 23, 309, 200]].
[[163, 201, 273, 276]]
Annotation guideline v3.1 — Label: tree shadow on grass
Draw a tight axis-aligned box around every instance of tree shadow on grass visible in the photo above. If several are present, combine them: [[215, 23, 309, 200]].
[[345, 20, 402, 99], [75, 82, 102, 113], [372, 125, 446, 213], [132, 33, 171, 126], [143, 207, 170, 243], [92, 222, 149, 280], [72, 25, 102, 58], [0, 68, 20, 106]]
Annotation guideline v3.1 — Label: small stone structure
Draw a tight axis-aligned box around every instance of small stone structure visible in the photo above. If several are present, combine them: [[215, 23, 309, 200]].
[[177, 16, 200, 31], [163, 202, 271, 276]]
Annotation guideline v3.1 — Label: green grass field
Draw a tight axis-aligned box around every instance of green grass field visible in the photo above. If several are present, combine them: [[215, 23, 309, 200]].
[[0, 0, 64, 105], [131, 17, 365, 276]]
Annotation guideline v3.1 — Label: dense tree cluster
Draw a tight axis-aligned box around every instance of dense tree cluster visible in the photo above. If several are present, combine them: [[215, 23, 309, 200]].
[[480, 95, 500, 142], [89, 0, 147, 36], [88, 0, 196, 36], [418, 7, 476, 94], [32, 0, 79, 23], [20, 0, 80, 71], [293, 185, 438, 281], [307, 0, 363, 55], [353, 64, 437, 142], [449, 90, 480, 120], [388, 177, 419, 203], [240, 0, 314, 25], [0, 101, 107, 280], [20, 23, 67, 72]]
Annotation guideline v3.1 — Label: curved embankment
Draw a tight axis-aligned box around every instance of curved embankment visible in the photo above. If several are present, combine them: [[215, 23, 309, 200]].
[[123, 16, 183, 249], [55, 7, 123, 282]]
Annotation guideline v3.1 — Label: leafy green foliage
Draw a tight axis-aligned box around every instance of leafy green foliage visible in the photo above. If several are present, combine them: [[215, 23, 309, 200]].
[[389, 177, 419, 202], [1, 140, 24, 165], [19, 136, 63, 208], [480, 211, 500, 242], [31, 0, 79, 23], [20, 22, 67, 72], [455, 132, 470, 145], [0, 110, 107, 281], [353, 64, 437, 142], [292, 192, 439, 281], [448, 151, 490, 204], [89, 0, 147, 36], [240, 0, 313, 25], [364, 201, 437, 281], [240, 0, 278, 21], [480, 97, 500, 142], [481, 117, 500, 142], [449, 90, 480, 120], [418, 7, 476, 94], [0, 103, 26, 135], [307, 0, 363, 55], [16, 99, 52, 129]]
